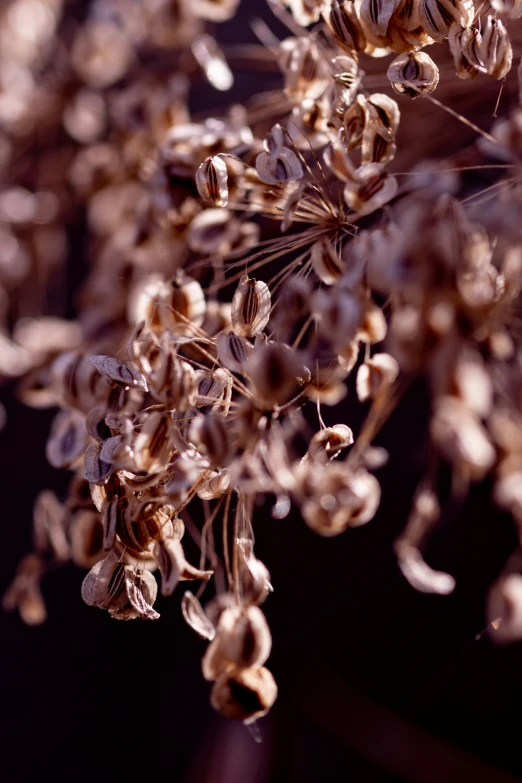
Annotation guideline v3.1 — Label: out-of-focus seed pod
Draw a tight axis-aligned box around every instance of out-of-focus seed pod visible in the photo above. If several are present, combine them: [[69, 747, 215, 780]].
[[302, 467, 381, 535], [46, 409, 88, 470], [356, 353, 399, 401], [323, 0, 367, 53], [32, 491, 69, 563], [197, 469, 231, 500], [311, 239, 344, 285], [358, 300, 388, 344], [418, 0, 474, 43], [344, 164, 398, 217], [2, 553, 47, 626], [431, 397, 496, 480], [448, 25, 486, 80], [491, 0, 522, 17], [202, 606, 272, 681], [343, 95, 368, 152], [189, 413, 231, 468], [182, 591, 216, 640], [245, 342, 311, 410], [360, 0, 401, 37], [210, 665, 278, 722], [481, 17, 513, 80], [133, 412, 174, 474], [283, 0, 327, 26], [324, 137, 358, 183], [487, 573, 522, 644], [231, 275, 271, 338], [84, 442, 114, 485], [217, 331, 254, 373], [279, 37, 330, 102], [237, 539, 273, 606], [69, 510, 105, 569], [196, 155, 229, 207], [387, 51, 440, 96], [308, 424, 354, 462], [149, 350, 198, 410]]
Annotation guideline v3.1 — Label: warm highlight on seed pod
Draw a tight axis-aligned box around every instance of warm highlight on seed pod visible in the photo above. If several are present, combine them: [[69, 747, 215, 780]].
[[323, 0, 367, 53]]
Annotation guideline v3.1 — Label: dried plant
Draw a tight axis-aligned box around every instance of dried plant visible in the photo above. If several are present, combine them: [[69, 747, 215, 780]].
[[4, 0, 522, 729]]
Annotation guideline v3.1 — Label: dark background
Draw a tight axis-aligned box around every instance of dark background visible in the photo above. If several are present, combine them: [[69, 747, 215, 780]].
[[1, 2, 522, 780]]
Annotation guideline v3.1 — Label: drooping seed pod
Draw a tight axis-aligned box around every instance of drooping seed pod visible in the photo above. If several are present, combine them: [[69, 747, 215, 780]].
[[202, 606, 272, 681], [448, 25, 486, 80], [149, 350, 198, 411], [196, 154, 229, 207], [210, 665, 278, 722], [480, 16, 513, 80], [418, 0, 474, 43], [237, 538, 273, 606], [90, 355, 148, 391], [256, 124, 304, 186], [323, 0, 367, 53], [231, 275, 271, 338], [356, 353, 399, 401], [310, 238, 344, 285], [387, 51, 440, 96], [129, 272, 206, 334], [81, 552, 126, 610], [360, 0, 401, 37], [343, 95, 368, 152], [182, 591, 216, 640], [302, 465, 381, 535]]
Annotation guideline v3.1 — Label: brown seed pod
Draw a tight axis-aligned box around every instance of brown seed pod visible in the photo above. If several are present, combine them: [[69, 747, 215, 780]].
[[356, 353, 399, 401], [153, 537, 213, 597], [196, 155, 229, 207], [210, 665, 278, 722], [448, 25, 486, 81], [69, 510, 105, 569], [387, 51, 440, 97], [90, 355, 148, 391], [323, 0, 367, 53], [311, 239, 344, 285], [202, 606, 272, 681], [418, 0, 473, 43], [360, 0, 401, 37], [2, 553, 47, 626], [480, 16, 513, 80], [231, 275, 271, 338], [217, 331, 254, 373]]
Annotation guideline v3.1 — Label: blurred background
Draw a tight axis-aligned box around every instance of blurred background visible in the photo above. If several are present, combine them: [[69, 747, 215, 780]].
[[1, 1, 522, 780]]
